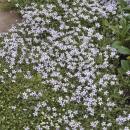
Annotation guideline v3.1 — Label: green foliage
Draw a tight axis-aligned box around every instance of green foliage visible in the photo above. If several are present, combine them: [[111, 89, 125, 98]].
[[121, 60, 130, 72], [0, 0, 130, 129], [118, 0, 128, 9], [112, 41, 130, 54], [112, 1, 130, 74], [118, 46, 130, 54]]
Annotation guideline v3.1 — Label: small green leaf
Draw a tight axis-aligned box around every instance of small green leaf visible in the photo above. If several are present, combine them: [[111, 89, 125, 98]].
[[119, 0, 127, 8], [121, 24, 130, 37], [126, 15, 130, 20], [118, 46, 130, 55], [123, 7, 130, 13], [121, 60, 130, 72], [120, 18, 127, 27], [125, 36, 130, 42], [102, 19, 109, 26], [126, 24, 130, 31], [112, 41, 122, 49]]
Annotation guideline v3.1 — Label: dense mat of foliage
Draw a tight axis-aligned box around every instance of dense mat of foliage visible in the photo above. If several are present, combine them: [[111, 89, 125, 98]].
[[0, 0, 130, 130]]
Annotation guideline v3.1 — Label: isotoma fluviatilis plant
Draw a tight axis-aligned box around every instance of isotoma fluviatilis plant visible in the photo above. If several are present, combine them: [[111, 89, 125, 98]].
[[0, 0, 130, 130]]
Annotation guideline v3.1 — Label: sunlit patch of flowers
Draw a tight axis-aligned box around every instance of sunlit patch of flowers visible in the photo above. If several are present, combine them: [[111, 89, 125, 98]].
[[0, 0, 130, 129]]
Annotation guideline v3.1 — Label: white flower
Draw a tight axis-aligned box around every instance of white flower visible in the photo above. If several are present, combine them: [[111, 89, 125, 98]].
[[126, 71, 130, 75], [24, 127, 30, 130], [124, 127, 130, 130]]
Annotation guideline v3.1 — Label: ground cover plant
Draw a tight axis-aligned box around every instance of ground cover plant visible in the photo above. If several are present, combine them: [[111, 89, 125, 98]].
[[0, 0, 130, 130]]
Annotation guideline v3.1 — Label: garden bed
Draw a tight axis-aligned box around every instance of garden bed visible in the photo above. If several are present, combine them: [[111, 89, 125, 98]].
[[0, 0, 130, 130]]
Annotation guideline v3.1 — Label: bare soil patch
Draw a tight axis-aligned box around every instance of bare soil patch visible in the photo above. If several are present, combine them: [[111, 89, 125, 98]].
[[0, 11, 21, 33]]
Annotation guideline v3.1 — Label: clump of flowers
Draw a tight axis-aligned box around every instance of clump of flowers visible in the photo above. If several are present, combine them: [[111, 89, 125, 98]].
[[0, 0, 130, 129]]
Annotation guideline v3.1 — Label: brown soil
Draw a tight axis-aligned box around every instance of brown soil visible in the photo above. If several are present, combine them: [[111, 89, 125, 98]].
[[0, 11, 21, 33]]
